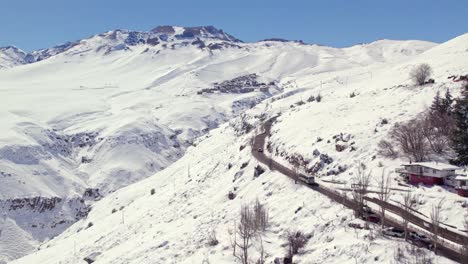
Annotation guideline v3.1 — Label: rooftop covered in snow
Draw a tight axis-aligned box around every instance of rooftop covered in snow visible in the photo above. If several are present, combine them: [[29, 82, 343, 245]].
[[401, 162, 460, 171]]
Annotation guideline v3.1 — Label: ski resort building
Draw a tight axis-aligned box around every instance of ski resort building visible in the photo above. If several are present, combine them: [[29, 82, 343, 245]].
[[397, 162, 459, 186]]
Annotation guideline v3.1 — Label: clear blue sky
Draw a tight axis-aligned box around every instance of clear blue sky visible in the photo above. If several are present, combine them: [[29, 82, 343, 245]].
[[1, 0, 467, 51]]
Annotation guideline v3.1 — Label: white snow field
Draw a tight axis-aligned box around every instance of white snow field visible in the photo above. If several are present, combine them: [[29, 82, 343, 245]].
[[0, 26, 466, 263]]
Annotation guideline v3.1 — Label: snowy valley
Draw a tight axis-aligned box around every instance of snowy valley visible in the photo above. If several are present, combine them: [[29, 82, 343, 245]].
[[0, 26, 467, 264]]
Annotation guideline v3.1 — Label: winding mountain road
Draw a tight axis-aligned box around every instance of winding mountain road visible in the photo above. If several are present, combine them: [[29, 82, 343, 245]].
[[251, 117, 467, 263]]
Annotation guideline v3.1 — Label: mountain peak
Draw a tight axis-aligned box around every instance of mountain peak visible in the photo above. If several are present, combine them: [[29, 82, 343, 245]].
[[0, 45, 27, 68], [150, 25, 241, 42]]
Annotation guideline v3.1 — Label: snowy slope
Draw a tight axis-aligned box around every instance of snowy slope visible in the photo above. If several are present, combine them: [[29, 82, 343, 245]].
[[268, 33, 468, 229], [8, 121, 457, 264], [6, 30, 467, 264], [1, 26, 461, 263]]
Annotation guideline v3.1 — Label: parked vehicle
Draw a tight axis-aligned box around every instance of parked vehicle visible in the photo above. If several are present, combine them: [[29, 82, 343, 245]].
[[409, 232, 433, 249], [298, 174, 318, 186], [383, 227, 405, 238], [364, 214, 380, 224]]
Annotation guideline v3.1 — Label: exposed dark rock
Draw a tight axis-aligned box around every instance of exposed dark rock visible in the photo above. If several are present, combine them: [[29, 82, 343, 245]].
[[335, 144, 347, 152], [83, 188, 101, 200], [254, 165, 265, 177], [151, 25, 176, 34]]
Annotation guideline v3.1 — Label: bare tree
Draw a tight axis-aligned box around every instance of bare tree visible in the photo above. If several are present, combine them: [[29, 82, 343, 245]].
[[377, 139, 398, 158], [253, 199, 269, 232], [461, 217, 468, 262], [390, 121, 429, 162], [292, 162, 300, 184], [255, 235, 265, 264], [231, 201, 270, 264], [430, 200, 443, 254], [229, 221, 237, 257], [234, 205, 256, 264], [351, 163, 371, 218], [410, 63, 432, 86], [284, 230, 308, 259], [376, 169, 392, 232], [402, 190, 417, 241]]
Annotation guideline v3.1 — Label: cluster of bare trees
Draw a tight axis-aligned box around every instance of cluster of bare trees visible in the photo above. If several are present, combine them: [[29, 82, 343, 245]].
[[378, 90, 455, 162], [351, 164, 372, 218], [388, 120, 429, 162], [284, 230, 309, 260], [394, 244, 433, 264], [351, 165, 394, 233], [230, 199, 269, 264]]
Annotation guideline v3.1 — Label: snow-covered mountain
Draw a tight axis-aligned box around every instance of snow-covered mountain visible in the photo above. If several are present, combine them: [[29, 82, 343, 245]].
[[1, 25, 241, 67], [0, 46, 28, 68], [1, 26, 466, 263]]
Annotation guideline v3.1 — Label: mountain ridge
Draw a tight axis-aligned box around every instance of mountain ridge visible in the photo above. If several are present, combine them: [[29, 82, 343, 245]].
[[0, 25, 440, 69]]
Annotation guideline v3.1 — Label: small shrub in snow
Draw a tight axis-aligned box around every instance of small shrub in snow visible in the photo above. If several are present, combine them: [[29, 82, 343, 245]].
[[111, 208, 117, 214], [207, 229, 219, 246], [86, 222, 93, 229], [150, 188, 155, 195], [295, 100, 305, 106], [284, 230, 309, 258], [349, 92, 356, 98], [307, 95, 315, 102], [316, 94, 322, 102], [335, 144, 347, 152], [381, 118, 389, 125], [240, 162, 249, 169], [228, 191, 236, 200]]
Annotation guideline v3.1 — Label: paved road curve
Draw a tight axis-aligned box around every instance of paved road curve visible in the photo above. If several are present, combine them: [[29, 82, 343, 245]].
[[251, 117, 466, 263]]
